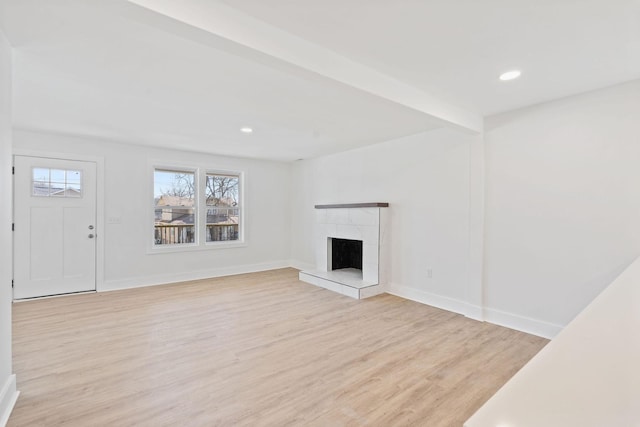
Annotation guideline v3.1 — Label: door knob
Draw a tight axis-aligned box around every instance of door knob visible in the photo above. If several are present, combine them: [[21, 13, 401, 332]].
[[88, 225, 94, 230], [88, 234, 95, 239]]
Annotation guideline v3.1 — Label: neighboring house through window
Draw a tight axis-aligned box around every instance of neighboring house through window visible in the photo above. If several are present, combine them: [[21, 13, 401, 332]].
[[153, 167, 242, 248], [154, 169, 196, 245], [32, 168, 82, 198]]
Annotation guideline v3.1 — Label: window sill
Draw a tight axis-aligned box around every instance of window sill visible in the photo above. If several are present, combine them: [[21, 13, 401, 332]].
[[148, 241, 247, 254]]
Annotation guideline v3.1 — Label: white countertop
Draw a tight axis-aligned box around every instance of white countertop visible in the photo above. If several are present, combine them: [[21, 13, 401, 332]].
[[465, 256, 640, 427]]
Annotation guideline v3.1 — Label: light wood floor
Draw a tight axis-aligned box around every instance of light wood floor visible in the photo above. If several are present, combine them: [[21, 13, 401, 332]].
[[9, 268, 547, 427]]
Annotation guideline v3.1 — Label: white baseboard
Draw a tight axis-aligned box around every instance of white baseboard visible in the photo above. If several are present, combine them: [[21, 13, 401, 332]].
[[100, 262, 563, 339], [483, 307, 563, 339], [288, 259, 315, 272], [0, 375, 19, 427], [387, 283, 563, 339], [100, 260, 292, 292], [387, 283, 477, 319], [463, 304, 484, 322]]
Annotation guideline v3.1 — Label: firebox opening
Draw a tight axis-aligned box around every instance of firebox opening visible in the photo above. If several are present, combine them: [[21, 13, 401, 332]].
[[330, 238, 363, 271]]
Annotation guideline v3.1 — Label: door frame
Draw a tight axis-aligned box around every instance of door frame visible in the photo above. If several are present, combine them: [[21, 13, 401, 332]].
[[13, 149, 105, 296]]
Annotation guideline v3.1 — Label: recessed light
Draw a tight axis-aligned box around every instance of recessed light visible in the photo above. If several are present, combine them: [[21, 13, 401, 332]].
[[240, 127, 253, 134], [499, 70, 521, 81]]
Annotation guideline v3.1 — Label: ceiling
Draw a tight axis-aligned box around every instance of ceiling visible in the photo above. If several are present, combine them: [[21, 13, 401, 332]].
[[1, 0, 639, 161], [224, 0, 640, 115]]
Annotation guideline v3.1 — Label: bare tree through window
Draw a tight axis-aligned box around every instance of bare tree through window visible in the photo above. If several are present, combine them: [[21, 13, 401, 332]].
[[205, 175, 237, 206], [206, 174, 240, 242]]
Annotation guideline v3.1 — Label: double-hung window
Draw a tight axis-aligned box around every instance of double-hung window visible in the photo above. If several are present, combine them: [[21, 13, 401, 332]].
[[205, 173, 240, 242], [153, 167, 242, 249], [153, 169, 197, 246]]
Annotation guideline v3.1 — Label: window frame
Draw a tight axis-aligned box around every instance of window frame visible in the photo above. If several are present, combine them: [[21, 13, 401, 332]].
[[149, 163, 245, 254]]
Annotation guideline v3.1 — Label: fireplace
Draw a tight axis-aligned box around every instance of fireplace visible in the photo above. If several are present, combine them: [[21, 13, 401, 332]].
[[299, 202, 389, 299], [330, 238, 363, 271]]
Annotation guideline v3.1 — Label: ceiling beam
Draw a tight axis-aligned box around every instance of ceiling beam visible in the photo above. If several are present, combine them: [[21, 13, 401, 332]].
[[125, 0, 483, 133]]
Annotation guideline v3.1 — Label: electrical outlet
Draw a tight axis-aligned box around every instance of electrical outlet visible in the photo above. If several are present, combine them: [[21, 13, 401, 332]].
[[427, 268, 433, 279]]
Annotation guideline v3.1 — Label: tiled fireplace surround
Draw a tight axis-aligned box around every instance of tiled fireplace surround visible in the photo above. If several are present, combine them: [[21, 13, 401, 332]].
[[299, 203, 389, 299]]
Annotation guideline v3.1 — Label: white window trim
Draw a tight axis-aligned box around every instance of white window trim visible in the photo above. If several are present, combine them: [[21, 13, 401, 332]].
[[148, 162, 246, 254]]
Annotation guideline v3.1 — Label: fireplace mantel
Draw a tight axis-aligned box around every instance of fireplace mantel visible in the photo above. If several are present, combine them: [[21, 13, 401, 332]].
[[315, 202, 389, 209]]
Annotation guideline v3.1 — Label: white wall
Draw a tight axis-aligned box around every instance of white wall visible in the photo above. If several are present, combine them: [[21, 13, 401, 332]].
[[0, 26, 18, 427], [484, 80, 640, 333], [292, 80, 640, 339], [13, 130, 292, 290], [291, 128, 482, 315]]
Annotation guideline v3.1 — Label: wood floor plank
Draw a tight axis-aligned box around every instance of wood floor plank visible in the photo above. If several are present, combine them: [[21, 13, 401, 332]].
[[9, 268, 547, 426]]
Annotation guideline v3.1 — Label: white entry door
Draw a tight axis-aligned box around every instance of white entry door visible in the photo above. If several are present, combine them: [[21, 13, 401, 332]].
[[14, 156, 97, 299]]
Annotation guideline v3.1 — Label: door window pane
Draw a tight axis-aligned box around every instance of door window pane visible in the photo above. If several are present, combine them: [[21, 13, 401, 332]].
[[50, 169, 65, 183], [32, 168, 83, 198], [66, 170, 81, 184]]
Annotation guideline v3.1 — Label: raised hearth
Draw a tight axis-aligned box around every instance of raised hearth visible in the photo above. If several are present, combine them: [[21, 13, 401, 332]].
[[299, 203, 389, 299]]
